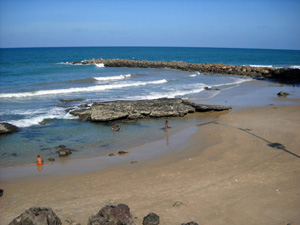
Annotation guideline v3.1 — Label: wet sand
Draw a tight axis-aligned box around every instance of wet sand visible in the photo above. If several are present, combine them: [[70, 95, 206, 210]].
[[1, 80, 300, 225]]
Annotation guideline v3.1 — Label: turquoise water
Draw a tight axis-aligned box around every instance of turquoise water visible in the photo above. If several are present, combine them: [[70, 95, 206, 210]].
[[0, 47, 299, 167]]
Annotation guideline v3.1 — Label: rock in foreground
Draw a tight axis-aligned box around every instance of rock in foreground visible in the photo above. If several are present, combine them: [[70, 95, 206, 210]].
[[143, 213, 160, 225], [70, 98, 231, 122], [181, 222, 199, 225], [88, 204, 135, 225], [9, 207, 62, 225]]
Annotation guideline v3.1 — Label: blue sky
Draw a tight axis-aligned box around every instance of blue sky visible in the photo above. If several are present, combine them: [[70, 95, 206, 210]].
[[0, 0, 299, 49]]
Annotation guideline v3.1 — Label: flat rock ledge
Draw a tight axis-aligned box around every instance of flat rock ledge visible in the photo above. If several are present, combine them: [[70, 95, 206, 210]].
[[69, 98, 231, 122], [72, 58, 300, 83]]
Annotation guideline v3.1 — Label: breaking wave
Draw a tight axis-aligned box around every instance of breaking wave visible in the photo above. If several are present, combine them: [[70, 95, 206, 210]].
[[4, 107, 76, 128], [290, 65, 300, 69], [94, 63, 105, 68], [0, 79, 167, 98], [93, 74, 131, 81]]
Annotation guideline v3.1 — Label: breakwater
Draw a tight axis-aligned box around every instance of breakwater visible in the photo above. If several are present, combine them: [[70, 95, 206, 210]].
[[73, 58, 300, 83]]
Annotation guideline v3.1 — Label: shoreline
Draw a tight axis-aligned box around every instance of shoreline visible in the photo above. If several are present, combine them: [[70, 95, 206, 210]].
[[1, 78, 300, 224], [1, 79, 299, 173], [1, 103, 299, 225], [0, 111, 226, 182]]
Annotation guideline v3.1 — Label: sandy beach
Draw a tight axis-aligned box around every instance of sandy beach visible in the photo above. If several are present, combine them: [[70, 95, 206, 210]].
[[1, 0, 300, 224], [1, 84, 300, 225]]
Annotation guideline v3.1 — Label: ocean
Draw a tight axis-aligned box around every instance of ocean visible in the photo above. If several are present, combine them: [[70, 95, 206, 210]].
[[1, 47, 300, 168]]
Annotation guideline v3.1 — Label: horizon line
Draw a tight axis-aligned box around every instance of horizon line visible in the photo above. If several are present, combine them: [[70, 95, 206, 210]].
[[0, 45, 299, 51]]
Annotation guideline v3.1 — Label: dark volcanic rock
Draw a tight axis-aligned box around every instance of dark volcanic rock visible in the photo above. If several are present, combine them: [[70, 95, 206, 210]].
[[56, 146, 72, 157], [118, 151, 128, 156], [143, 213, 159, 225], [58, 148, 72, 157], [181, 222, 199, 225], [9, 207, 62, 225], [0, 123, 19, 134], [88, 204, 135, 225]]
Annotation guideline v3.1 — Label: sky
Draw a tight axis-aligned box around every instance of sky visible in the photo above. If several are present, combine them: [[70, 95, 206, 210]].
[[0, 0, 299, 50]]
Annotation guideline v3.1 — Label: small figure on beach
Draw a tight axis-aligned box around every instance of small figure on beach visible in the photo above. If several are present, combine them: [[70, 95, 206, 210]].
[[36, 155, 43, 165], [165, 120, 168, 132], [36, 155, 44, 172], [132, 57, 135, 60], [112, 124, 121, 132]]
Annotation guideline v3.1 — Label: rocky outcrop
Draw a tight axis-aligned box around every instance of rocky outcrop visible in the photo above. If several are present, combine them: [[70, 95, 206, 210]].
[[277, 91, 289, 97], [181, 222, 199, 225], [56, 145, 72, 157], [9, 205, 200, 225], [0, 123, 19, 134], [69, 98, 231, 122], [143, 213, 160, 225], [9, 207, 62, 225], [88, 204, 135, 225], [72, 58, 300, 83]]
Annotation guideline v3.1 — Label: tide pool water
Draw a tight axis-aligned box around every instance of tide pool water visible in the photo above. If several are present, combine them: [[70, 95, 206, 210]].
[[0, 47, 299, 167]]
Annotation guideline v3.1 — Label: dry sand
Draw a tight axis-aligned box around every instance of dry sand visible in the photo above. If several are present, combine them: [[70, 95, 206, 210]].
[[1, 104, 300, 225]]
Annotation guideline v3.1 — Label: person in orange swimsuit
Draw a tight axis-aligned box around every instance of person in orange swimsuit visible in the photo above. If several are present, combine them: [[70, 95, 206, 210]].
[[36, 155, 44, 172], [36, 155, 43, 165]]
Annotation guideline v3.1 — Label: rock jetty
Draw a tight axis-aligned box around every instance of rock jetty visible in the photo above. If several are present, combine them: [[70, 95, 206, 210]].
[[69, 98, 231, 122], [72, 58, 300, 83]]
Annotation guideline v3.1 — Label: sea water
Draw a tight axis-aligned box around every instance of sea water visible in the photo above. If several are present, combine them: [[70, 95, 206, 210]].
[[0, 47, 299, 167]]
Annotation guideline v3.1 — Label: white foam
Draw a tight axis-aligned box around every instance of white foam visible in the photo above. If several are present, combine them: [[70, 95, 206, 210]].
[[94, 74, 131, 81], [94, 63, 105, 68], [5, 108, 76, 128], [58, 62, 84, 65], [0, 108, 50, 116], [188, 72, 200, 77], [57, 62, 72, 65], [0, 79, 167, 98], [127, 86, 207, 100], [290, 65, 300, 69], [212, 78, 251, 88], [249, 65, 273, 68]]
